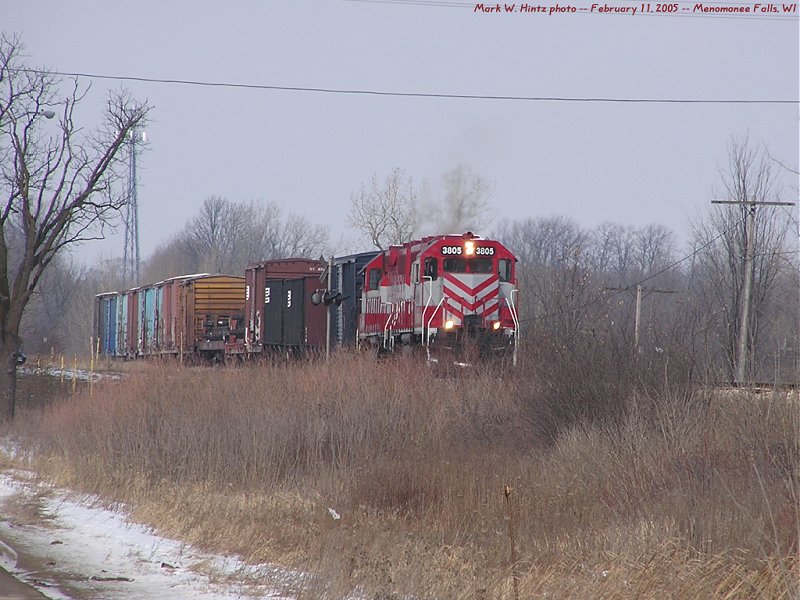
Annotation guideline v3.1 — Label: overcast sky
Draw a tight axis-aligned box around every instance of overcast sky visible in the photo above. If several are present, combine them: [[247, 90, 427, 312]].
[[5, 0, 799, 263]]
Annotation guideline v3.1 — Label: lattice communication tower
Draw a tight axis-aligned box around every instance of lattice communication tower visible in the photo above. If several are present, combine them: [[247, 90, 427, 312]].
[[123, 129, 146, 286]]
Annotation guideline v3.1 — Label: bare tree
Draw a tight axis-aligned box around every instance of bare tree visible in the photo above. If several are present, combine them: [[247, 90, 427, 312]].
[[238, 201, 282, 261], [0, 34, 150, 419], [496, 216, 587, 267], [142, 234, 204, 284], [273, 213, 329, 258], [588, 222, 638, 282], [587, 222, 677, 288], [142, 197, 329, 280], [19, 255, 87, 354], [185, 196, 253, 273], [690, 137, 791, 380], [633, 224, 676, 277], [347, 168, 417, 250]]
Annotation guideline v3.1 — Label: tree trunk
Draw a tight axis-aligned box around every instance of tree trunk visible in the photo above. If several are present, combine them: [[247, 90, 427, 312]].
[[0, 340, 20, 422]]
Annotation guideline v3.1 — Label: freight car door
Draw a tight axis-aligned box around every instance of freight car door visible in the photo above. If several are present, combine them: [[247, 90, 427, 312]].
[[263, 280, 284, 346], [283, 278, 306, 347]]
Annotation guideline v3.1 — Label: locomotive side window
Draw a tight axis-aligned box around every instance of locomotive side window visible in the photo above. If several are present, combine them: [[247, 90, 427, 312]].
[[423, 257, 438, 280], [498, 258, 512, 282], [368, 268, 382, 290]]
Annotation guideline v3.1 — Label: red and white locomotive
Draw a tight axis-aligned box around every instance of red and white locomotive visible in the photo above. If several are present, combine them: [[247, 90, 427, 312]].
[[357, 232, 519, 364]]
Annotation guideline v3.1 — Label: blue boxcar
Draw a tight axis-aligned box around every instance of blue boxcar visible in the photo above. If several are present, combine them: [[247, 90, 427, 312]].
[[116, 292, 128, 358], [138, 286, 155, 354], [93, 293, 117, 356], [106, 295, 117, 355]]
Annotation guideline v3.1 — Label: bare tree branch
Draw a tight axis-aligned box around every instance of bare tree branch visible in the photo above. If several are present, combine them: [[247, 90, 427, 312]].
[[347, 168, 416, 250], [690, 136, 790, 380], [0, 33, 151, 420]]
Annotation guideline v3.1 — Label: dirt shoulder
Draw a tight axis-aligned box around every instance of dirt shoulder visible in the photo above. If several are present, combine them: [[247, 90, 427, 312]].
[[0, 565, 51, 600], [0, 477, 81, 600]]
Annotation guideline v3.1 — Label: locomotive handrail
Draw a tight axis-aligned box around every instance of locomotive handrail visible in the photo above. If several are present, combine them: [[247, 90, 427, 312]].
[[508, 289, 520, 337], [383, 301, 401, 351], [422, 276, 433, 346], [425, 297, 445, 362], [426, 297, 445, 346], [507, 289, 520, 367], [382, 302, 393, 350]]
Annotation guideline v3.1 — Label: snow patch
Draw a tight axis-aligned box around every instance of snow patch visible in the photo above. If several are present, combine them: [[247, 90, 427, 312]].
[[0, 472, 302, 599]]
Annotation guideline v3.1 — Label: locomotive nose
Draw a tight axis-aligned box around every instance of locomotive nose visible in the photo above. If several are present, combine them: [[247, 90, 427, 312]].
[[463, 314, 481, 336]]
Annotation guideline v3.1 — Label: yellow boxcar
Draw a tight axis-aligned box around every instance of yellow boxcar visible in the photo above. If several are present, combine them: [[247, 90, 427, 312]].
[[175, 274, 246, 359]]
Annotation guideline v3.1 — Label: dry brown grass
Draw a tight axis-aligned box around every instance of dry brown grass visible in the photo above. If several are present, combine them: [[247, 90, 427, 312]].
[[7, 353, 799, 599]]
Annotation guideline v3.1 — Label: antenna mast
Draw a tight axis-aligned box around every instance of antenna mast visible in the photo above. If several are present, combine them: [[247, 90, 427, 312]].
[[123, 128, 146, 286]]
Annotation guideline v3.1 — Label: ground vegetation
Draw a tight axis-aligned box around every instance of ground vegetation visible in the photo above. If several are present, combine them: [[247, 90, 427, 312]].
[[6, 353, 798, 599]]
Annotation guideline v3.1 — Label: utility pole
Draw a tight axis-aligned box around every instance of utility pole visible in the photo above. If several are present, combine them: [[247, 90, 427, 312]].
[[634, 284, 642, 350], [606, 285, 678, 355], [326, 255, 333, 360], [712, 199, 795, 385]]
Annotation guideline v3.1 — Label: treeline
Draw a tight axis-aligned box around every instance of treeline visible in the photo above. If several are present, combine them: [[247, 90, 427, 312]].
[[18, 141, 798, 384], [18, 196, 329, 356], [500, 207, 796, 386]]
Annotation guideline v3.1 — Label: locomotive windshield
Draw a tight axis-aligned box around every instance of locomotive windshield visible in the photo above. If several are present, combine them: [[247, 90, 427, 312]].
[[442, 257, 493, 274], [471, 259, 493, 273]]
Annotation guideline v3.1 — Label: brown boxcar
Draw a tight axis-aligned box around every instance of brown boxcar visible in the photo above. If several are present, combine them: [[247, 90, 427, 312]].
[[243, 258, 326, 355], [156, 275, 185, 354]]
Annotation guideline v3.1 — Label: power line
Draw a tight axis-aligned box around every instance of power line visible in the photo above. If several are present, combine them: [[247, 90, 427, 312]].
[[15, 68, 799, 104]]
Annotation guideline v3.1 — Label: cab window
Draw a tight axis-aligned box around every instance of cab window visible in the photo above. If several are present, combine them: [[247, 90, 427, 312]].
[[368, 268, 382, 290], [498, 258, 512, 282], [423, 257, 438, 280]]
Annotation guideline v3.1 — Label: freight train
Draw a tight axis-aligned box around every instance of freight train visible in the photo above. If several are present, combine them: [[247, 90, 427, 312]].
[[93, 232, 519, 365]]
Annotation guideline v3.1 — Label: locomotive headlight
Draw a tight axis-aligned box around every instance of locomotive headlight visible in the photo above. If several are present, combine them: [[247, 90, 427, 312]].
[[464, 240, 475, 256], [444, 319, 455, 330], [492, 321, 501, 330]]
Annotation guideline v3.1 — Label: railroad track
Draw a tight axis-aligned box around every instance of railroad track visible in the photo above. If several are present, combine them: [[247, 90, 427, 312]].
[[713, 381, 800, 392]]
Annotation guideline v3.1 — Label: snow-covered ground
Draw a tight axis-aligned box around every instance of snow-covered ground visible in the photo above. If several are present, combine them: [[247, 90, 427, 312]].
[[0, 470, 302, 600], [17, 365, 125, 383]]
